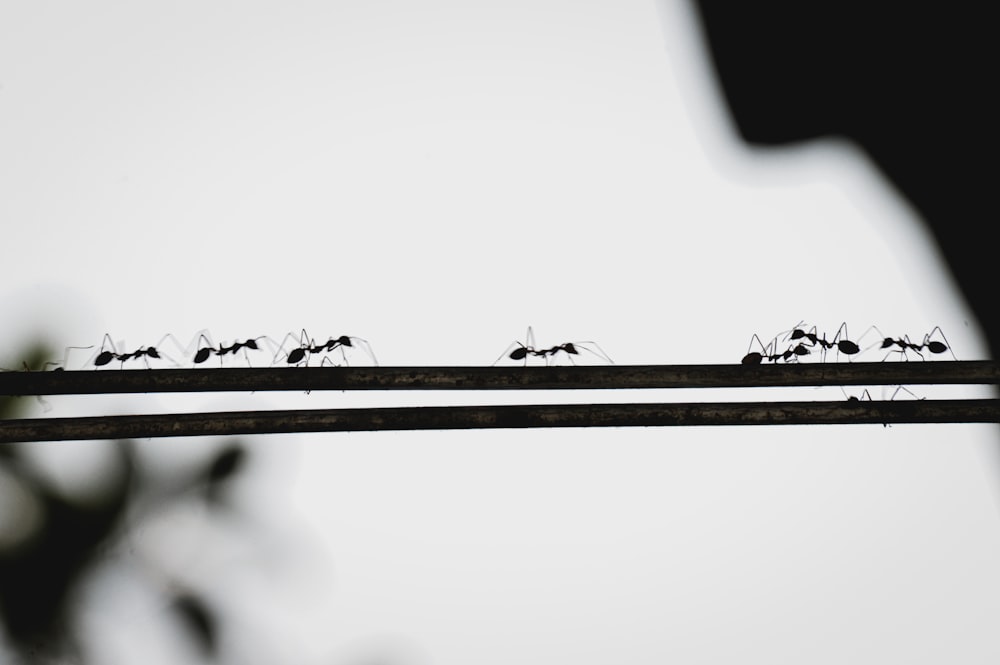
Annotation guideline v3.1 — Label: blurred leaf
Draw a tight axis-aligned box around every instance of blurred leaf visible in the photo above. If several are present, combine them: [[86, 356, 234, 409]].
[[204, 443, 247, 505], [171, 592, 218, 658], [0, 441, 135, 659], [0, 343, 53, 420]]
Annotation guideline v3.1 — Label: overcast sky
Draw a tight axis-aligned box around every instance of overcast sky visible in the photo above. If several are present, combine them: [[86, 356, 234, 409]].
[[2, 1, 999, 663]]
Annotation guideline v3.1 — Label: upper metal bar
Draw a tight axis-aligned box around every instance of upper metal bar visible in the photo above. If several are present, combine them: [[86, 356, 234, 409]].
[[1, 362, 998, 396]]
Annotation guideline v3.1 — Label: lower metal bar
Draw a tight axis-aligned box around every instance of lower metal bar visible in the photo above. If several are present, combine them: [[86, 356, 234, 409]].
[[2, 399, 998, 443]]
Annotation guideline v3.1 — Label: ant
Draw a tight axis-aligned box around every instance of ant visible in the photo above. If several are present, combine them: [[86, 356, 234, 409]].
[[192, 333, 271, 366], [273, 330, 377, 366], [494, 327, 613, 366], [783, 322, 861, 362], [740, 333, 811, 365], [90, 334, 179, 369], [859, 326, 956, 361]]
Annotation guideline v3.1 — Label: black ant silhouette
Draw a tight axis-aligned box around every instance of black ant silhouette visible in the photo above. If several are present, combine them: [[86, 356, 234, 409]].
[[494, 327, 613, 366], [740, 333, 811, 365], [783, 322, 861, 362], [860, 326, 956, 361], [89, 334, 179, 369], [273, 330, 377, 366], [192, 333, 270, 366]]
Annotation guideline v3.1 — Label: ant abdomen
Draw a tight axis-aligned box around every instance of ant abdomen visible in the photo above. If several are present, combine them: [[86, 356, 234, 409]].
[[838, 340, 860, 355]]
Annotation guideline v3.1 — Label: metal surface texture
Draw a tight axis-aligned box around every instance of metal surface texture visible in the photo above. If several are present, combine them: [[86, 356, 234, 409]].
[[2, 400, 999, 443], [2, 362, 998, 396]]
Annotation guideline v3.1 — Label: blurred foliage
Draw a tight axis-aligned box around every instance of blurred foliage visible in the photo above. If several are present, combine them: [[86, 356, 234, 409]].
[[1, 343, 249, 663], [0, 343, 53, 421]]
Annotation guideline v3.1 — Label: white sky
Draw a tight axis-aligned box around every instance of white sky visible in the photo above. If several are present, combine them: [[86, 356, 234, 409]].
[[2, 1, 999, 663]]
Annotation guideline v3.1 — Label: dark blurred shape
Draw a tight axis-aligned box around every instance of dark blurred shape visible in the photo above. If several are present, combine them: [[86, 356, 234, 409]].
[[171, 592, 218, 657], [203, 442, 246, 506], [690, 2, 995, 357], [0, 344, 54, 421], [1, 358, 254, 664], [0, 441, 134, 662]]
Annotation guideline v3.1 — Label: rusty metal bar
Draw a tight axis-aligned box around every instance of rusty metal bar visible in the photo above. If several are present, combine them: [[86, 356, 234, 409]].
[[2, 399, 998, 443], [1, 362, 998, 396]]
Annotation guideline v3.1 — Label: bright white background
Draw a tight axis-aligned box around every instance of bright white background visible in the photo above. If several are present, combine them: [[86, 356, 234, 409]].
[[2, 1, 999, 663]]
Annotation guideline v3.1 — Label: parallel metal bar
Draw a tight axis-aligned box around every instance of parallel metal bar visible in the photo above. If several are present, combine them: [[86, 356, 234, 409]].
[[2, 362, 998, 396], [2, 400, 998, 443]]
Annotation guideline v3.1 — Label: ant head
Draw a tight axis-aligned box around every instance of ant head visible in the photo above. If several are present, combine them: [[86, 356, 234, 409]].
[[509, 347, 529, 361], [146, 347, 161, 359], [561, 343, 578, 354], [789, 329, 806, 340], [244, 339, 260, 350], [337, 335, 353, 346], [792, 344, 810, 356]]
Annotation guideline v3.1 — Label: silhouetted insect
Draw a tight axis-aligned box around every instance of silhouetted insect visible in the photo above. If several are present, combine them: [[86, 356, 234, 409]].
[[860, 326, 955, 361], [192, 333, 271, 366], [784, 322, 861, 362], [89, 334, 179, 369], [273, 330, 377, 366], [494, 327, 613, 366], [740, 333, 810, 365], [919, 326, 957, 359]]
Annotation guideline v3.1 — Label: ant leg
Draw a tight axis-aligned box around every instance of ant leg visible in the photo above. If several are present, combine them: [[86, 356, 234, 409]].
[[902, 335, 925, 361], [496, 328, 537, 366], [842, 387, 873, 401], [564, 341, 614, 365], [923, 326, 957, 360], [50, 345, 95, 371], [188, 331, 219, 366], [781, 320, 809, 343], [831, 322, 861, 362], [93, 334, 123, 369], [888, 384, 923, 401], [742, 333, 772, 365], [343, 336, 378, 366], [494, 340, 527, 366], [238, 336, 278, 367], [857, 325, 890, 357], [270, 332, 295, 365], [272, 330, 308, 366], [141, 332, 186, 368]]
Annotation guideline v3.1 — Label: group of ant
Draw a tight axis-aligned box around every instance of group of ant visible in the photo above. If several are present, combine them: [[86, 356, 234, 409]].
[[29, 326, 611, 371], [741, 322, 958, 405], [741, 322, 956, 365], [44, 330, 379, 370]]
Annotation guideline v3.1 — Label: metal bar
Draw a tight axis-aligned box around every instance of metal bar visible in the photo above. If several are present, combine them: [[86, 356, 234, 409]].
[[2, 400, 998, 443], [1, 362, 998, 396]]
